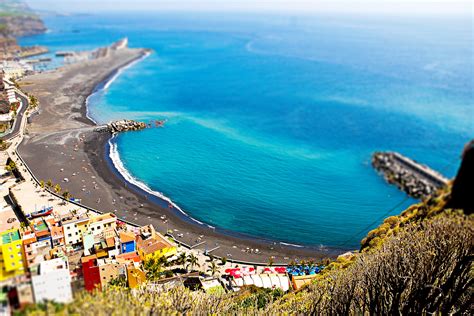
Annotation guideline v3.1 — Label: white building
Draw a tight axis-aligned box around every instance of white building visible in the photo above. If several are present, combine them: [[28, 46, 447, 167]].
[[87, 213, 117, 237], [61, 213, 90, 246], [31, 258, 73, 304], [1, 61, 33, 80]]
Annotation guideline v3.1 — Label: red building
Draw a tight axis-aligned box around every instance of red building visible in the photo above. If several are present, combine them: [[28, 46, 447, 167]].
[[81, 255, 101, 292]]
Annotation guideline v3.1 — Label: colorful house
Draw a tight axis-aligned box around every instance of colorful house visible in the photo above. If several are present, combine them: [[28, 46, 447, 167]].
[[97, 259, 126, 289], [136, 225, 177, 261], [49, 226, 64, 247], [81, 255, 100, 292], [0, 229, 25, 281], [61, 213, 90, 246], [45, 218, 64, 247], [31, 218, 51, 245], [117, 252, 145, 289], [119, 231, 136, 254], [87, 213, 117, 237], [126, 262, 146, 289], [81, 255, 126, 291]]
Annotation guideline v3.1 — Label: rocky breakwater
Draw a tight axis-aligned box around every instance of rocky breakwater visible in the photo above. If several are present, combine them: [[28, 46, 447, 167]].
[[95, 120, 147, 134], [372, 152, 449, 200]]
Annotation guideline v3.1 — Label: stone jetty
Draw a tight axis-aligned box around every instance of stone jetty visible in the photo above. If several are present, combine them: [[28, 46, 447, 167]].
[[372, 152, 449, 200], [94, 119, 147, 134]]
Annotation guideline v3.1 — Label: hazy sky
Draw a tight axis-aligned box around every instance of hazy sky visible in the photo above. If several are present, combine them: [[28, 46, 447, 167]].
[[27, 0, 471, 15]]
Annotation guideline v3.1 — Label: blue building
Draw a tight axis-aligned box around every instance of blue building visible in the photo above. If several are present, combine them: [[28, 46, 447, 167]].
[[119, 231, 136, 254]]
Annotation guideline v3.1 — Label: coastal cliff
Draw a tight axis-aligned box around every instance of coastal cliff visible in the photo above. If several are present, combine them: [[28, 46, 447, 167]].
[[0, 14, 46, 37], [0, 0, 47, 37]]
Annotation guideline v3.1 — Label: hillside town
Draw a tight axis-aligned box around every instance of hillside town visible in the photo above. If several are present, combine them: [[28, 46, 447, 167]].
[[0, 4, 329, 314], [0, 134, 323, 312]]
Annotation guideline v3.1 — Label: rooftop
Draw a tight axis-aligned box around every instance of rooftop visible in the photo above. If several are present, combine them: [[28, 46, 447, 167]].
[[89, 212, 116, 224], [136, 236, 173, 255], [50, 226, 63, 239], [0, 206, 20, 232], [61, 213, 89, 225], [119, 231, 135, 243], [1, 229, 20, 245]]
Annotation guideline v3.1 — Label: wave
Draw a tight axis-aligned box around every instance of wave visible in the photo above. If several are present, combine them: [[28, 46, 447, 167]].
[[279, 242, 304, 248], [103, 51, 151, 90], [108, 137, 216, 229], [85, 51, 152, 124]]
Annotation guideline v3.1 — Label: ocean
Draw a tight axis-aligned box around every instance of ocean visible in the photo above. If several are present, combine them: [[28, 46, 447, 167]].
[[20, 12, 473, 248]]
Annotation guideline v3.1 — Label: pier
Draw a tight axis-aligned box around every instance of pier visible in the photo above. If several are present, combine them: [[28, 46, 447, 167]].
[[372, 152, 449, 199], [94, 119, 147, 134]]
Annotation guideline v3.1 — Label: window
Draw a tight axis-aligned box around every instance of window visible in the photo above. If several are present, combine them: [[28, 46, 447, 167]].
[[68, 234, 72, 237]]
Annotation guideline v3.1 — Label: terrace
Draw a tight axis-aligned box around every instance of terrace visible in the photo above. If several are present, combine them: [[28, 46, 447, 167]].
[[1, 229, 19, 244]]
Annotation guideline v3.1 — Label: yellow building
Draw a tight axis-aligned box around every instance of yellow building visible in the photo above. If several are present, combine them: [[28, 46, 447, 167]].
[[136, 225, 177, 261], [87, 213, 117, 237], [126, 264, 146, 288], [61, 213, 90, 246], [0, 229, 25, 281]]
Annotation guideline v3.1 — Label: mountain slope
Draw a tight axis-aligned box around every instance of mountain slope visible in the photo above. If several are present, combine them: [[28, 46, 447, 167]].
[[0, 0, 46, 36]]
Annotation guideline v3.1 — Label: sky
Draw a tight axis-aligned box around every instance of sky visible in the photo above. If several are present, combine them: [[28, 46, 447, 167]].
[[27, 0, 471, 15]]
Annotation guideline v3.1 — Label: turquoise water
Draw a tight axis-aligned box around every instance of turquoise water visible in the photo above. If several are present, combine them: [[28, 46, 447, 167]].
[[21, 13, 473, 248]]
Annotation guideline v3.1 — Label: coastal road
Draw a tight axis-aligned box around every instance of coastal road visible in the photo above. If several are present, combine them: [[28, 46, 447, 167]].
[[0, 92, 29, 141]]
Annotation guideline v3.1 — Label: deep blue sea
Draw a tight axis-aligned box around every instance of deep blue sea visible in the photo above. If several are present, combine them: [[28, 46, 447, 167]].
[[20, 12, 473, 248]]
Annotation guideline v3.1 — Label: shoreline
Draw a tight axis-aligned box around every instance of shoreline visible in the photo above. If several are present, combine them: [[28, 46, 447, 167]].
[[18, 45, 345, 264], [85, 51, 152, 125], [90, 51, 342, 252]]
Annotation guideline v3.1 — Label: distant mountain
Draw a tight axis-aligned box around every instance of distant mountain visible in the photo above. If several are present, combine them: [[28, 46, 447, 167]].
[[0, 0, 46, 37]]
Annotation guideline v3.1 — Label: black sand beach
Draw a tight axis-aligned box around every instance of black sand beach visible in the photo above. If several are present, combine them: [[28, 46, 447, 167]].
[[17, 46, 342, 264]]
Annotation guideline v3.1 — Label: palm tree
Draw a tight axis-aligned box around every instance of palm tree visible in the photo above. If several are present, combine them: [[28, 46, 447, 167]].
[[157, 255, 168, 267], [39, 180, 45, 189], [29, 95, 39, 108], [46, 179, 53, 189], [54, 184, 61, 194], [143, 257, 163, 281], [19, 221, 28, 231], [186, 253, 200, 272], [5, 160, 16, 173], [220, 256, 227, 266], [177, 252, 187, 266], [62, 191, 71, 200], [207, 261, 219, 277]]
